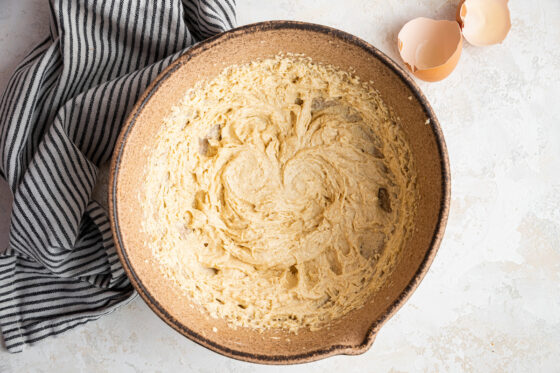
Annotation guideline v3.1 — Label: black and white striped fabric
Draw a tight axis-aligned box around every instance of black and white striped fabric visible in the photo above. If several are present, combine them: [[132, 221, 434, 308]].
[[0, 0, 235, 353]]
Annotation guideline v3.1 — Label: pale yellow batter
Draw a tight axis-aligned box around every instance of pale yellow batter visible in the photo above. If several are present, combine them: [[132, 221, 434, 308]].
[[143, 55, 417, 331]]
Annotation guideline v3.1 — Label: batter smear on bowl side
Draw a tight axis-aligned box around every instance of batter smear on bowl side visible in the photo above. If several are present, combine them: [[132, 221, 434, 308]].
[[142, 55, 417, 331]]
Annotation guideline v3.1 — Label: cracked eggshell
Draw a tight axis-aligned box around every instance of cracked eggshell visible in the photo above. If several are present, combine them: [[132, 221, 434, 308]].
[[397, 17, 463, 82], [457, 0, 511, 46]]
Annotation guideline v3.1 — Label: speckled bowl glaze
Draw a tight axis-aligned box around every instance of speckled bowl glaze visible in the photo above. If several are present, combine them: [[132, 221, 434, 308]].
[[109, 21, 450, 365]]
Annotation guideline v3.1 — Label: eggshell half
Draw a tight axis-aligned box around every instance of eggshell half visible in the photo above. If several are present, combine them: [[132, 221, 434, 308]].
[[397, 17, 463, 82], [457, 0, 511, 46]]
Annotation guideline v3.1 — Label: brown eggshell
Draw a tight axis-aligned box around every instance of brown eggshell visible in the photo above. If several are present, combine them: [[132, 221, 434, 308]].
[[397, 18, 463, 82], [457, 0, 511, 46]]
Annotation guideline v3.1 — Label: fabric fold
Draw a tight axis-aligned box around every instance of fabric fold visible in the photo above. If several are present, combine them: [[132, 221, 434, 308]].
[[0, 0, 236, 352]]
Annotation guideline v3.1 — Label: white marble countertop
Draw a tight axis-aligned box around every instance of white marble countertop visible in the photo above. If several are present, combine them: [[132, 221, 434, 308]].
[[1, 0, 560, 371]]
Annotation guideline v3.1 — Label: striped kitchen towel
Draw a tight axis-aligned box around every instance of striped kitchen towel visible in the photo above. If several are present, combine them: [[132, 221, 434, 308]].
[[0, 0, 235, 353]]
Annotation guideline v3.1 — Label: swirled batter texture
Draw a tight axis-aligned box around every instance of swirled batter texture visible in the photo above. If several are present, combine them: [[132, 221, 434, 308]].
[[143, 56, 417, 331]]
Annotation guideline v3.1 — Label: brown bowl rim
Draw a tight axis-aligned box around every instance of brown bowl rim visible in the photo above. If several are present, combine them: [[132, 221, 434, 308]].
[[109, 20, 451, 365]]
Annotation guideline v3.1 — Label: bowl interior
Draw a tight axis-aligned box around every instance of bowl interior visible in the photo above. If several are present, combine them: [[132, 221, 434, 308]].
[[111, 22, 449, 364]]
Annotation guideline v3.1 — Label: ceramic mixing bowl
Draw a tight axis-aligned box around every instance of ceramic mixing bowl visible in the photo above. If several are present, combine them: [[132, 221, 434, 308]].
[[109, 21, 450, 364]]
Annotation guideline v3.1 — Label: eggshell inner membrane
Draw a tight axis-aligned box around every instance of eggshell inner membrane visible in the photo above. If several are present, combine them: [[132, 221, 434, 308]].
[[460, 0, 511, 46], [398, 18, 462, 71]]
